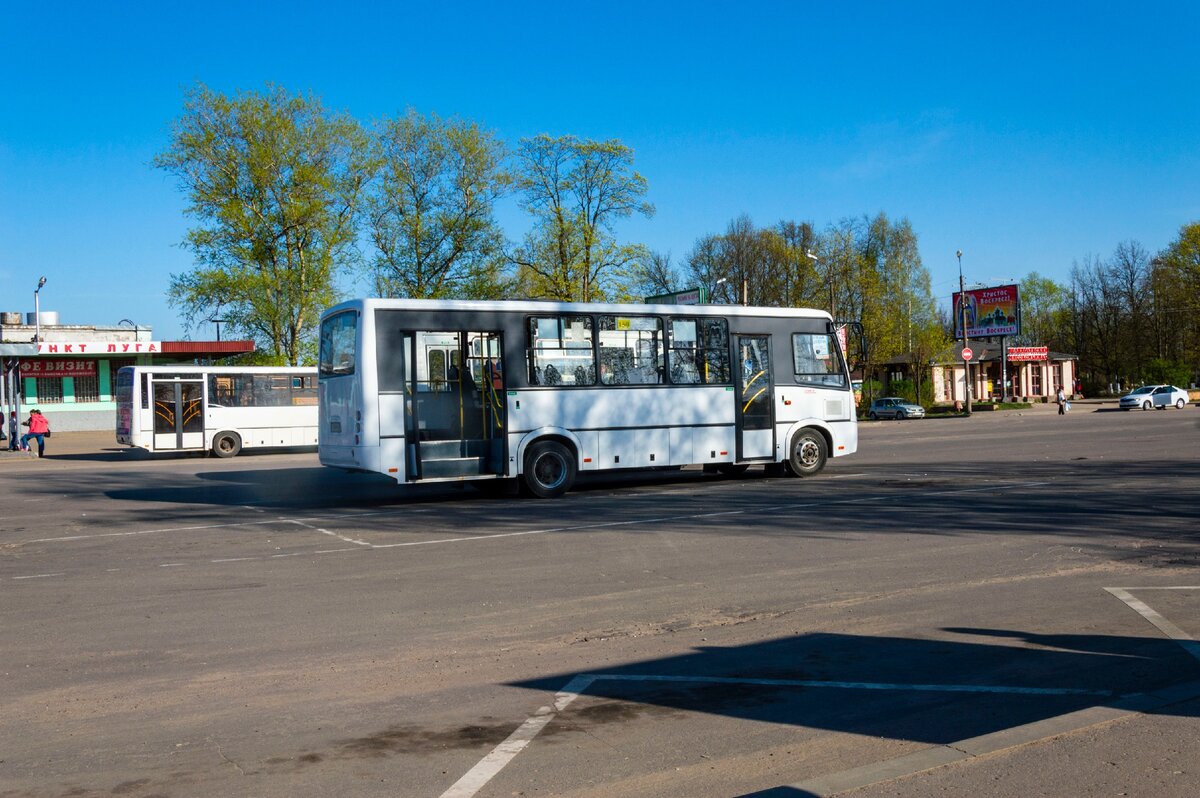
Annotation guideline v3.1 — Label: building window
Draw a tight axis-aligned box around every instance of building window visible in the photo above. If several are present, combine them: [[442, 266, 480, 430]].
[[1031, 364, 1043, 395], [1052, 364, 1063, 392], [73, 375, 101, 402], [36, 377, 64, 404]]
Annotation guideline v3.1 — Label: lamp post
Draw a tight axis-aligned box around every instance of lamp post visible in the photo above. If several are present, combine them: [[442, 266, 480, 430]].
[[33, 276, 47, 344], [806, 250, 828, 316], [957, 250, 972, 415], [118, 318, 140, 341]]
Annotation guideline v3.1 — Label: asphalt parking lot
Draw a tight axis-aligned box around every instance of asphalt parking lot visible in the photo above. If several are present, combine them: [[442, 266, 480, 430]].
[[2, 403, 1198, 797]]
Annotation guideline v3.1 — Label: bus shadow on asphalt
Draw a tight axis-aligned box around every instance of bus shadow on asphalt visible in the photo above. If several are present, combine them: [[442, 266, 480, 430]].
[[509, 628, 1199, 747]]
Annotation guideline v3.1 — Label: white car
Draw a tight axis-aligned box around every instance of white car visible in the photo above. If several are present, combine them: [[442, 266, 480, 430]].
[[1118, 384, 1190, 410]]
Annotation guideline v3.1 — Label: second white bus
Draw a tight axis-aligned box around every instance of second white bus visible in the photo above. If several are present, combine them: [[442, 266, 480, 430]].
[[116, 365, 318, 457], [318, 298, 857, 497]]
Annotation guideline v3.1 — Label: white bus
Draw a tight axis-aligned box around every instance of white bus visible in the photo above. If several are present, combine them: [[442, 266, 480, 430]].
[[318, 299, 857, 497], [116, 365, 318, 457]]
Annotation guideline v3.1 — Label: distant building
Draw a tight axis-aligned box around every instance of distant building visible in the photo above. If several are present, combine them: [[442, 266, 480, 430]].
[[1, 311, 254, 431], [931, 343, 1078, 404], [878, 343, 1079, 404]]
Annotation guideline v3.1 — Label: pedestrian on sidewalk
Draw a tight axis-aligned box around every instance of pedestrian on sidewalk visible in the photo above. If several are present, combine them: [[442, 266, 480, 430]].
[[7, 410, 19, 451], [1056, 386, 1066, 415], [20, 409, 50, 457]]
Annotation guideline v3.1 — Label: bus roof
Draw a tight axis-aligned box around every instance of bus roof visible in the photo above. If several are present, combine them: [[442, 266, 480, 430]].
[[322, 297, 834, 321], [117, 365, 316, 374]]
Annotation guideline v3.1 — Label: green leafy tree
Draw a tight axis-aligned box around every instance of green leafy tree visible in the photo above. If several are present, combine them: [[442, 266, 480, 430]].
[[1016, 272, 1068, 348], [156, 84, 372, 364], [512, 134, 654, 301], [367, 110, 511, 299]]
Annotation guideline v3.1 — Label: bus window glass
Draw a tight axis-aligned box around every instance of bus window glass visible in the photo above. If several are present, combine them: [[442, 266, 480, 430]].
[[792, 333, 848, 388], [669, 317, 730, 384], [598, 316, 663, 385], [292, 375, 317, 404], [528, 316, 595, 386], [319, 311, 357, 376]]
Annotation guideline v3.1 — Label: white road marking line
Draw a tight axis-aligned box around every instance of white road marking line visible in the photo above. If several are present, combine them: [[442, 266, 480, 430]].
[[10, 481, 1056, 583], [441, 669, 1110, 797], [439, 675, 595, 798], [11, 573, 65, 580], [159, 563, 185, 567], [18, 480, 1047, 548], [1106, 586, 1200, 662], [282, 518, 371, 547]]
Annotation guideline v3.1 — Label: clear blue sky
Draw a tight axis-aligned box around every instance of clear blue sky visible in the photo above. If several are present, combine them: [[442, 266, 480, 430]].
[[2, 1, 1197, 340]]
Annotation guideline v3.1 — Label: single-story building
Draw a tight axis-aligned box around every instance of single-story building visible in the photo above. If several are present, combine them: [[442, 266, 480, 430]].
[[933, 343, 1078, 404], [2, 313, 253, 432], [878, 343, 1079, 405]]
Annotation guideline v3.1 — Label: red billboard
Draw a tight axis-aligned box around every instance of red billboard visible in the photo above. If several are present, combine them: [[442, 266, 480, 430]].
[[952, 284, 1020, 338], [19, 359, 98, 378]]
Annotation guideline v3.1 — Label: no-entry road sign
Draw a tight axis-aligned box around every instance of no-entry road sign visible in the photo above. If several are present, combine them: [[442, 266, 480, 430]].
[[962, 347, 974, 361]]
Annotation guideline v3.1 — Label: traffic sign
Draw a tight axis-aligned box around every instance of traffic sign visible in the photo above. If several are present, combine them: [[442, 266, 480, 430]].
[[961, 347, 974, 361]]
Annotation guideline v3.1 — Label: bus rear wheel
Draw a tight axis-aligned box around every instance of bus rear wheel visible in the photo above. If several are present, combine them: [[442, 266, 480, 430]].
[[212, 431, 242, 458], [522, 440, 576, 498], [785, 429, 827, 477]]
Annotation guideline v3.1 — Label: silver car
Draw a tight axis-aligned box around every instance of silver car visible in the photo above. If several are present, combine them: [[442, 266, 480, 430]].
[[867, 397, 925, 420], [1118, 385, 1191, 410]]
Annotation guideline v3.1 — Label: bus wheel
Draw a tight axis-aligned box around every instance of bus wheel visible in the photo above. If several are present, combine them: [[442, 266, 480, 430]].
[[212, 431, 242, 458], [716, 463, 750, 477], [522, 440, 576, 498], [785, 429, 827, 477]]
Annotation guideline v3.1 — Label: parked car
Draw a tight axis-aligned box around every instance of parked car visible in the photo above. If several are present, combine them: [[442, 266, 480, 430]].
[[1118, 384, 1190, 410], [867, 397, 925, 420]]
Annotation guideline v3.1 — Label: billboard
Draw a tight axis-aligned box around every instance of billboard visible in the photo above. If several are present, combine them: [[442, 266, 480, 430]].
[[952, 284, 1020, 338], [645, 286, 707, 305]]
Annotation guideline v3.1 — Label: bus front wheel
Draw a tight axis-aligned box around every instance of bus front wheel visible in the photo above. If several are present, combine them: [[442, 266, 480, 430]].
[[522, 440, 576, 498], [785, 429, 827, 477], [212, 431, 242, 458]]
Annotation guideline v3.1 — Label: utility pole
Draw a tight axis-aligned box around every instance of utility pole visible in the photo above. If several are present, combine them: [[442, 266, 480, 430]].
[[958, 250, 972, 415]]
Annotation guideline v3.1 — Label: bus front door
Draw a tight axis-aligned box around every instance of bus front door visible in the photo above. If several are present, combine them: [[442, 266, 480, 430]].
[[735, 335, 775, 461], [406, 331, 506, 481], [152, 379, 204, 451]]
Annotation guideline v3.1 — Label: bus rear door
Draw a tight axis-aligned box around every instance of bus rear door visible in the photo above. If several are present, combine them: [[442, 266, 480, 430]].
[[152, 377, 204, 451]]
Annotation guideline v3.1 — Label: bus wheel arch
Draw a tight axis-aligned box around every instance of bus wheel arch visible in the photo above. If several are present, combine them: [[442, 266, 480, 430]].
[[785, 426, 829, 477], [521, 437, 577, 498], [212, 431, 243, 458]]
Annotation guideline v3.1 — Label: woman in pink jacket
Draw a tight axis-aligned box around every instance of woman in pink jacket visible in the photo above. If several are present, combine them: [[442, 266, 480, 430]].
[[20, 409, 50, 457]]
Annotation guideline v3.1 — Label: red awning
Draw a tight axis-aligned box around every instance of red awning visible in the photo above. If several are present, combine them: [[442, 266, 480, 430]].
[[160, 340, 256, 357]]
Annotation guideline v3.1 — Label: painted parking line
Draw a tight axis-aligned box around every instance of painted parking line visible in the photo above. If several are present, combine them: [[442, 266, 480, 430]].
[[1106, 586, 1200, 663], [439, 672, 1112, 798], [5, 481, 1054, 583]]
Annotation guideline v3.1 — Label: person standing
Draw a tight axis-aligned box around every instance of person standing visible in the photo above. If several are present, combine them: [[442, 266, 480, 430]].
[[20, 408, 50, 457], [8, 410, 21, 451], [1056, 386, 1066, 416]]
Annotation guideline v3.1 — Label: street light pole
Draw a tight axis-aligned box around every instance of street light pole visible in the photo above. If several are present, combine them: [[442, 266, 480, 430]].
[[957, 250, 972, 415], [33, 276, 47, 343]]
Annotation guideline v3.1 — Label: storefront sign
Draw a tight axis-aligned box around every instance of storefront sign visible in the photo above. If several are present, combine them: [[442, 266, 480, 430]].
[[952, 284, 1020, 338], [20, 359, 98, 377], [36, 341, 160, 354], [1007, 346, 1048, 362]]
